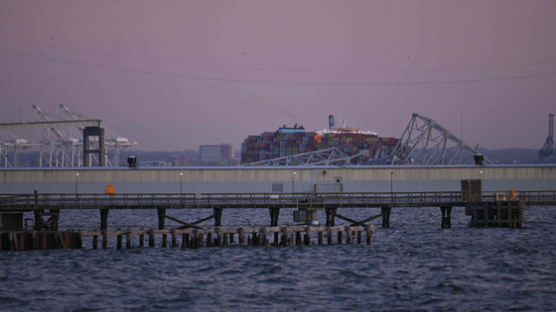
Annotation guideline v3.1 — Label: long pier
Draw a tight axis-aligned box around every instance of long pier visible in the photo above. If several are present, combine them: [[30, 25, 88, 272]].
[[1, 190, 555, 229]]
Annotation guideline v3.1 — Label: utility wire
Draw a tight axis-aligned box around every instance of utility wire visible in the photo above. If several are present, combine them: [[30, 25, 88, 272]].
[[1, 37, 556, 74], [0, 47, 555, 87]]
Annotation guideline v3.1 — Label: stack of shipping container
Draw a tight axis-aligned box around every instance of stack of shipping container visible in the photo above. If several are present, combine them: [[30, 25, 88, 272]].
[[241, 125, 398, 164]]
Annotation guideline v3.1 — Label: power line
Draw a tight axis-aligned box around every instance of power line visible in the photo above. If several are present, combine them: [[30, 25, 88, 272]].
[[0, 47, 555, 87], [1, 36, 556, 74]]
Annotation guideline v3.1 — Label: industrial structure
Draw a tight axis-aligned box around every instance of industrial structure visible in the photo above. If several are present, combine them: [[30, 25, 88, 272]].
[[242, 115, 398, 165], [538, 113, 555, 163], [377, 113, 489, 165], [244, 113, 486, 166], [0, 105, 136, 168]]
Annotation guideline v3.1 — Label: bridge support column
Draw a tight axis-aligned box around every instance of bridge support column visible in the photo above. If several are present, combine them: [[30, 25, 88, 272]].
[[381, 206, 391, 228], [214, 208, 222, 227], [269, 207, 280, 226], [440, 206, 452, 229], [100, 209, 109, 230], [325, 207, 337, 226], [157, 208, 166, 229]]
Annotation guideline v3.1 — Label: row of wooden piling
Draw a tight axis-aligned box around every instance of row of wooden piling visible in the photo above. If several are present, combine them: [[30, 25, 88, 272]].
[[0, 225, 375, 251], [81, 225, 375, 249], [0, 231, 82, 251]]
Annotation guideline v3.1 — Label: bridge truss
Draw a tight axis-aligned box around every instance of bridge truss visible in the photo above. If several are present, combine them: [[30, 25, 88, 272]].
[[374, 113, 490, 165], [246, 147, 369, 167]]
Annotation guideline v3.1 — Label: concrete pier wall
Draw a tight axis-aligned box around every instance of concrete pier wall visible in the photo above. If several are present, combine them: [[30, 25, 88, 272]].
[[1, 165, 555, 194]]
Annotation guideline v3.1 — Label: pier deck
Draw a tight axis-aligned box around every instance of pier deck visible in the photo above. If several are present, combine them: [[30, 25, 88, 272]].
[[1, 190, 555, 210]]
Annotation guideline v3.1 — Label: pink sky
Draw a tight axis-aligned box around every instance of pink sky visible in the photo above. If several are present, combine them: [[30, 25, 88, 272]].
[[1, 0, 555, 150]]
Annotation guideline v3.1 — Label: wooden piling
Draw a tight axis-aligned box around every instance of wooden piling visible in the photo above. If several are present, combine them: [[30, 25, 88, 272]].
[[238, 227, 245, 245], [102, 230, 108, 249], [149, 230, 155, 248], [171, 230, 177, 248], [126, 232, 132, 248], [117, 233, 122, 250], [139, 233, 145, 248]]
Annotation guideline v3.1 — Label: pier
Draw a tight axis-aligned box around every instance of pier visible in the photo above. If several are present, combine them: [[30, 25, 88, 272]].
[[1, 189, 555, 230]]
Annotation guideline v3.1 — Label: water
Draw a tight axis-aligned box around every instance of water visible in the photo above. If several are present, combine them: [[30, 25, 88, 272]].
[[1, 207, 555, 311]]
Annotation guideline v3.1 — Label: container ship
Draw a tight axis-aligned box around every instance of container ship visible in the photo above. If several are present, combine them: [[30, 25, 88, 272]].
[[241, 115, 398, 164]]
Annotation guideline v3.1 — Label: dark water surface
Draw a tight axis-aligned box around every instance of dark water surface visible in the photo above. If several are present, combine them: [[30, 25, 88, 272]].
[[1, 207, 555, 311]]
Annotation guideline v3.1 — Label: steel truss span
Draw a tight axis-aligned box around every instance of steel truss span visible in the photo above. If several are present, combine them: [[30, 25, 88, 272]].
[[378, 113, 491, 165]]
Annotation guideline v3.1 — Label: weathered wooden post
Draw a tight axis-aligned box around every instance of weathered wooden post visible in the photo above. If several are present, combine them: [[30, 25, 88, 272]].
[[345, 226, 351, 244], [102, 230, 108, 249], [381, 205, 391, 228], [100, 209, 109, 230], [117, 233, 123, 250], [185, 233, 189, 248], [157, 208, 166, 229], [327, 227, 333, 245], [171, 229, 177, 248], [148, 230, 155, 248], [304, 226, 311, 245], [126, 231, 132, 248], [281, 226, 288, 247], [318, 231, 323, 245], [325, 207, 336, 226], [216, 229, 222, 247], [92, 235, 98, 249], [365, 226, 372, 245], [214, 208, 223, 227], [139, 232, 145, 248], [440, 206, 452, 229], [238, 227, 245, 245]]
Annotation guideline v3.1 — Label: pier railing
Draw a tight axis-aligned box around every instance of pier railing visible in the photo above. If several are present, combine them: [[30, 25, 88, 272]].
[[1, 190, 556, 211]]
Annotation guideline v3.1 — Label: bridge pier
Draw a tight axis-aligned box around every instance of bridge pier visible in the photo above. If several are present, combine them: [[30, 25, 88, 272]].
[[269, 207, 280, 226], [440, 206, 452, 229], [325, 207, 337, 226], [157, 208, 166, 229], [100, 208, 109, 230], [214, 208, 223, 227], [381, 206, 391, 228]]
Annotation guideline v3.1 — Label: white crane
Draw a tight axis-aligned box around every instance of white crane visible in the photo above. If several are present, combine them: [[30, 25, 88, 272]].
[[32, 104, 80, 167]]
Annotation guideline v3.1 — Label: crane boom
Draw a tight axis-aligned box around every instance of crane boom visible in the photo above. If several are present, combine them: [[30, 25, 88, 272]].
[[32, 105, 64, 140]]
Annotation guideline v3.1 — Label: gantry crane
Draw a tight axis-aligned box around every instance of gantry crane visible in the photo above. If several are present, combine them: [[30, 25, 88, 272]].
[[59, 104, 136, 166], [32, 104, 80, 167]]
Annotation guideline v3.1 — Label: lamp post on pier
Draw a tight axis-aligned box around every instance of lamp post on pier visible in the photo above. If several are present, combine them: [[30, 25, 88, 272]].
[[390, 171, 394, 202], [74, 172, 79, 195], [179, 172, 183, 194], [291, 171, 297, 194]]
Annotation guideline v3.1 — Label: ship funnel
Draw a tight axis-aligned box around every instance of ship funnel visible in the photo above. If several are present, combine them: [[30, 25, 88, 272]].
[[329, 115, 335, 130]]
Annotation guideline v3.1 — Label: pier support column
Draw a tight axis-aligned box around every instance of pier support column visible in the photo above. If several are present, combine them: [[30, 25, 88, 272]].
[[440, 206, 452, 229], [100, 209, 109, 230], [325, 207, 337, 226], [213, 208, 222, 227], [157, 208, 166, 229], [269, 207, 280, 226], [381, 206, 391, 228]]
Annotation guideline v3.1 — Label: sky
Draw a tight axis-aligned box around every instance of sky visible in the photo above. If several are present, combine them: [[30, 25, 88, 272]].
[[0, 0, 555, 151]]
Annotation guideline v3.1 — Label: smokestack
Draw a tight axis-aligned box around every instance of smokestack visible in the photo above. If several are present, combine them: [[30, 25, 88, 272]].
[[329, 115, 335, 130]]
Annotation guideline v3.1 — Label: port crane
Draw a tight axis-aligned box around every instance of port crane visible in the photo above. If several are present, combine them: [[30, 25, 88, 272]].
[[538, 113, 555, 163], [32, 104, 80, 167], [59, 104, 136, 166]]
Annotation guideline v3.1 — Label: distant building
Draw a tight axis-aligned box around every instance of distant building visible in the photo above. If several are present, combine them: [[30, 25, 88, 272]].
[[199, 144, 234, 165]]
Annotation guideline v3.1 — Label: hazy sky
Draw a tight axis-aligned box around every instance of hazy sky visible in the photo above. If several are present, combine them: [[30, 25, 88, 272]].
[[1, 0, 555, 151]]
